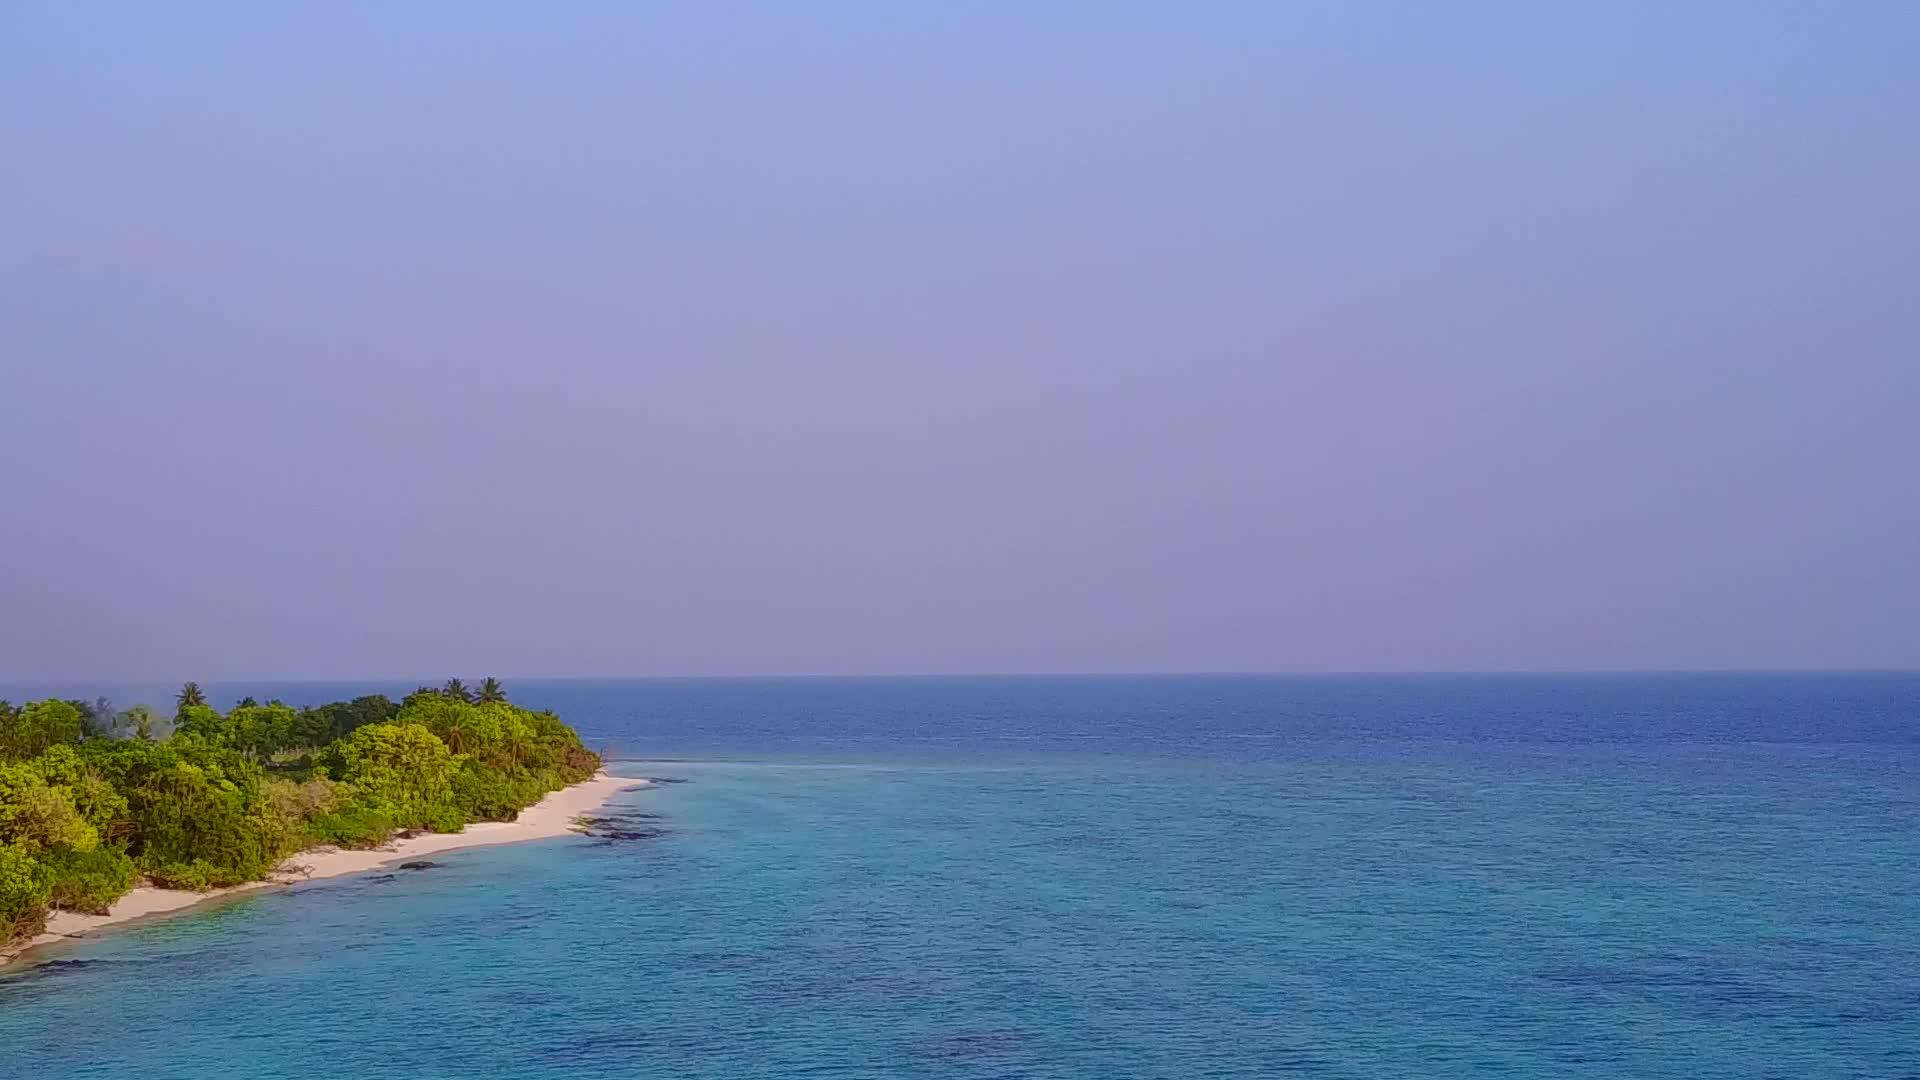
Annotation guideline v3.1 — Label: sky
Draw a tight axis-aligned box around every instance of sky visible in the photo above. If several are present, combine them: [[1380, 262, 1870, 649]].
[[2, 2, 1917, 680]]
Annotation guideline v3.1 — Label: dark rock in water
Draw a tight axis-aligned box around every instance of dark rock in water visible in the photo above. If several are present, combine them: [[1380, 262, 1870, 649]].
[[397, 861, 442, 871], [3, 957, 100, 982], [29, 958, 104, 976], [572, 814, 667, 841], [640, 776, 689, 785], [363, 874, 396, 883]]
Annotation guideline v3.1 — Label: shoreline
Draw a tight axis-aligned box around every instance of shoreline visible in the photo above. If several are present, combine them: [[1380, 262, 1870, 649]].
[[1, 770, 639, 969]]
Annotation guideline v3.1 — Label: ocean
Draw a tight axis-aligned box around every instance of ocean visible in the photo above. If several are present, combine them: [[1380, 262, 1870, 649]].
[[2, 674, 1916, 1078]]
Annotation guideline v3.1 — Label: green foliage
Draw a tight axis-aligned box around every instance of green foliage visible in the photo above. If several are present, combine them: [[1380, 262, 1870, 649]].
[[395, 694, 488, 750], [0, 842, 51, 943], [43, 846, 136, 915], [289, 695, 395, 749], [338, 694, 398, 737], [0, 750, 121, 938], [0, 699, 86, 761], [0, 763, 98, 856], [0, 688, 600, 946], [450, 760, 549, 821], [118, 705, 160, 742], [171, 704, 230, 745], [29, 744, 86, 788], [264, 776, 347, 821], [62, 769, 129, 835], [175, 682, 207, 716], [422, 804, 467, 833], [324, 723, 460, 831], [226, 703, 299, 757], [290, 707, 332, 749], [305, 803, 397, 849], [117, 752, 281, 888], [336, 721, 453, 790]]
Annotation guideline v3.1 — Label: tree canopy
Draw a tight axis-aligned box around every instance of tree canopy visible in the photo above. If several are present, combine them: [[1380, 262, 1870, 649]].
[[0, 687, 599, 946], [174, 683, 207, 715]]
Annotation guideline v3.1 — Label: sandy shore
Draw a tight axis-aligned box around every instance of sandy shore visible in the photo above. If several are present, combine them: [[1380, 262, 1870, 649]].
[[2, 770, 639, 967]]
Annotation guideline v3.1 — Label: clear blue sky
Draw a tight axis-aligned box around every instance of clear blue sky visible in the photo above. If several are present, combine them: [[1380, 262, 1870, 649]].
[[2, 3, 1916, 679]]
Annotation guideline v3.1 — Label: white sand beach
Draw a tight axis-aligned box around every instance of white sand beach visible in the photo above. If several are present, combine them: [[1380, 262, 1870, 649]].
[[3, 771, 638, 966]]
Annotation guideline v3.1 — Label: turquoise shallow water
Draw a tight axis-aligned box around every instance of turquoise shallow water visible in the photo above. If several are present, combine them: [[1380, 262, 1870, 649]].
[[2, 675, 1917, 1078]]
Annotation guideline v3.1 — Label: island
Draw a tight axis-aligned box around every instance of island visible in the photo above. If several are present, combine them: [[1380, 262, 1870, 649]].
[[0, 680, 616, 963]]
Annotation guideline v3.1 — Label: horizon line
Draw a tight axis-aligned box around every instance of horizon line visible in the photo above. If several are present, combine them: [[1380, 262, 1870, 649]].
[[4, 666, 1918, 688]]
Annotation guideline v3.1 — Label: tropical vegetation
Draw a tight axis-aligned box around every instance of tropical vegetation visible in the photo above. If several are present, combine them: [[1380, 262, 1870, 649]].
[[0, 681, 598, 946]]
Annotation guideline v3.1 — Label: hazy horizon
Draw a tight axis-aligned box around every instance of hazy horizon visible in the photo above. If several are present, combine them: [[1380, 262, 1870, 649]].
[[5, 669, 1915, 699], [5, 3, 1917, 680]]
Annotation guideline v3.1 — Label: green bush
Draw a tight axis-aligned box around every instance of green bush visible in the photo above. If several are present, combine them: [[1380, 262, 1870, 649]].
[[0, 700, 85, 762], [423, 804, 467, 833], [122, 761, 279, 887], [43, 846, 136, 914], [305, 803, 396, 849], [0, 841, 51, 943], [451, 761, 551, 821], [327, 723, 458, 830], [0, 763, 99, 856], [140, 858, 226, 892]]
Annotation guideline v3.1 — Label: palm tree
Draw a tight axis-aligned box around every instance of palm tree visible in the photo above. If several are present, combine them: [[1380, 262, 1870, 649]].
[[176, 682, 207, 715], [75, 696, 115, 738], [443, 678, 473, 703], [476, 677, 507, 704]]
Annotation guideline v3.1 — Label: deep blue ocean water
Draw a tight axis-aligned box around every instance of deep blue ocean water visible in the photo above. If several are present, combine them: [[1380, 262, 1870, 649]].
[[2, 674, 1916, 1078]]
